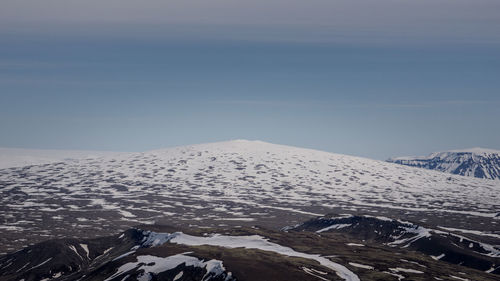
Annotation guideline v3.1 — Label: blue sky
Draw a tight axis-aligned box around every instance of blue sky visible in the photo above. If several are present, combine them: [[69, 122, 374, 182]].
[[1, 0, 499, 159]]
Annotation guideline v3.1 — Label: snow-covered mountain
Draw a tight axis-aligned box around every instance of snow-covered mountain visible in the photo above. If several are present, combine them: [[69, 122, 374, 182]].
[[1, 140, 499, 256], [387, 148, 500, 180], [0, 147, 122, 169]]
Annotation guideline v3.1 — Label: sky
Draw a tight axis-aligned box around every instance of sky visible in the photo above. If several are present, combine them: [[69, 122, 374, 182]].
[[1, 0, 499, 159]]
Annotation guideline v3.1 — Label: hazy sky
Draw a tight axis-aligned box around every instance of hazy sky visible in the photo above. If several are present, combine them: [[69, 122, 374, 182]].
[[1, 0, 499, 159]]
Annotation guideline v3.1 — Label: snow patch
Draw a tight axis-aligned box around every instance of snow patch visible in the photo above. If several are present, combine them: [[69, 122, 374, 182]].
[[80, 244, 90, 259], [389, 267, 424, 274], [346, 243, 365, 247], [104, 254, 228, 281], [139, 230, 359, 281], [316, 224, 352, 233], [348, 262, 374, 270], [431, 253, 445, 260]]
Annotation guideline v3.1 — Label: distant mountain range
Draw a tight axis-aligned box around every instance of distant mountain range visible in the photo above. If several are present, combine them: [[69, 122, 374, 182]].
[[388, 148, 500, 180]]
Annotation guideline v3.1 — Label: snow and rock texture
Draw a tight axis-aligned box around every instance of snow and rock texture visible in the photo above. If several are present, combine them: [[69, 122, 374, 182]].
[[291, 215, 500, 274], [165, 232, 359, 281], [0, 147, 121, 169], [388, 147, 500, 180], [0, 228, 236, 281], [0, 140, 499, 254], [0, 224, 497, 281], [103, 254, 232, 281]]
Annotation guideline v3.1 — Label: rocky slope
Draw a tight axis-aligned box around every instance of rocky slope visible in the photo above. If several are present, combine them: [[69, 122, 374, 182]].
[[0, 220, 498, 281], [289, 214, 500, 275]]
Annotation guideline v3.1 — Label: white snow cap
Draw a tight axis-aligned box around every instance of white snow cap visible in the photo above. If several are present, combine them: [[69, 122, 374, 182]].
[[446, 147, 500, 155]]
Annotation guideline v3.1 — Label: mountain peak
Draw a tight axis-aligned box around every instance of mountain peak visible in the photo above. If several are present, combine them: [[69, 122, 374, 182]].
[[388, 148, 500, 180], [446, 147, 500, 155]]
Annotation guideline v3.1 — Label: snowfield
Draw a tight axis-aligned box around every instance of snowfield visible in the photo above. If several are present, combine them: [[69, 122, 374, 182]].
[[0, 147, 121, 169], [0, 140, 499, 254]]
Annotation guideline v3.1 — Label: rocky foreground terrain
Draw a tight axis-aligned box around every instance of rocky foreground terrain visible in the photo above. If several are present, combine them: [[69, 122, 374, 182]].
[[0, 214, 498, 281]]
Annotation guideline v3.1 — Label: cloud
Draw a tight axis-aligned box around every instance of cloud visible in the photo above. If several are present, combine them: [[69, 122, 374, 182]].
[[352, 100, 498, 109], [211, 99, 499, 109], [1, 0, 499, 45]]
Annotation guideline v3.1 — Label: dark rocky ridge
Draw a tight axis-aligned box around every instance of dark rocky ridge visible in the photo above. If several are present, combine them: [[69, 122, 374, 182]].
[[290, 215, 500, 275], [1, 217, 499, 281]]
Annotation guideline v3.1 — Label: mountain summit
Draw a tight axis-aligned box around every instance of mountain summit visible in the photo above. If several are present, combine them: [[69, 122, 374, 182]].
[[1, 140, 499, 255], [388, 148, 500, 180]]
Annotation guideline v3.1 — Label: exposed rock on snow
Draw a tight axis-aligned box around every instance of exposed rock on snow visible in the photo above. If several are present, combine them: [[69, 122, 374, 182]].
[[388, 148, 500, 180]]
